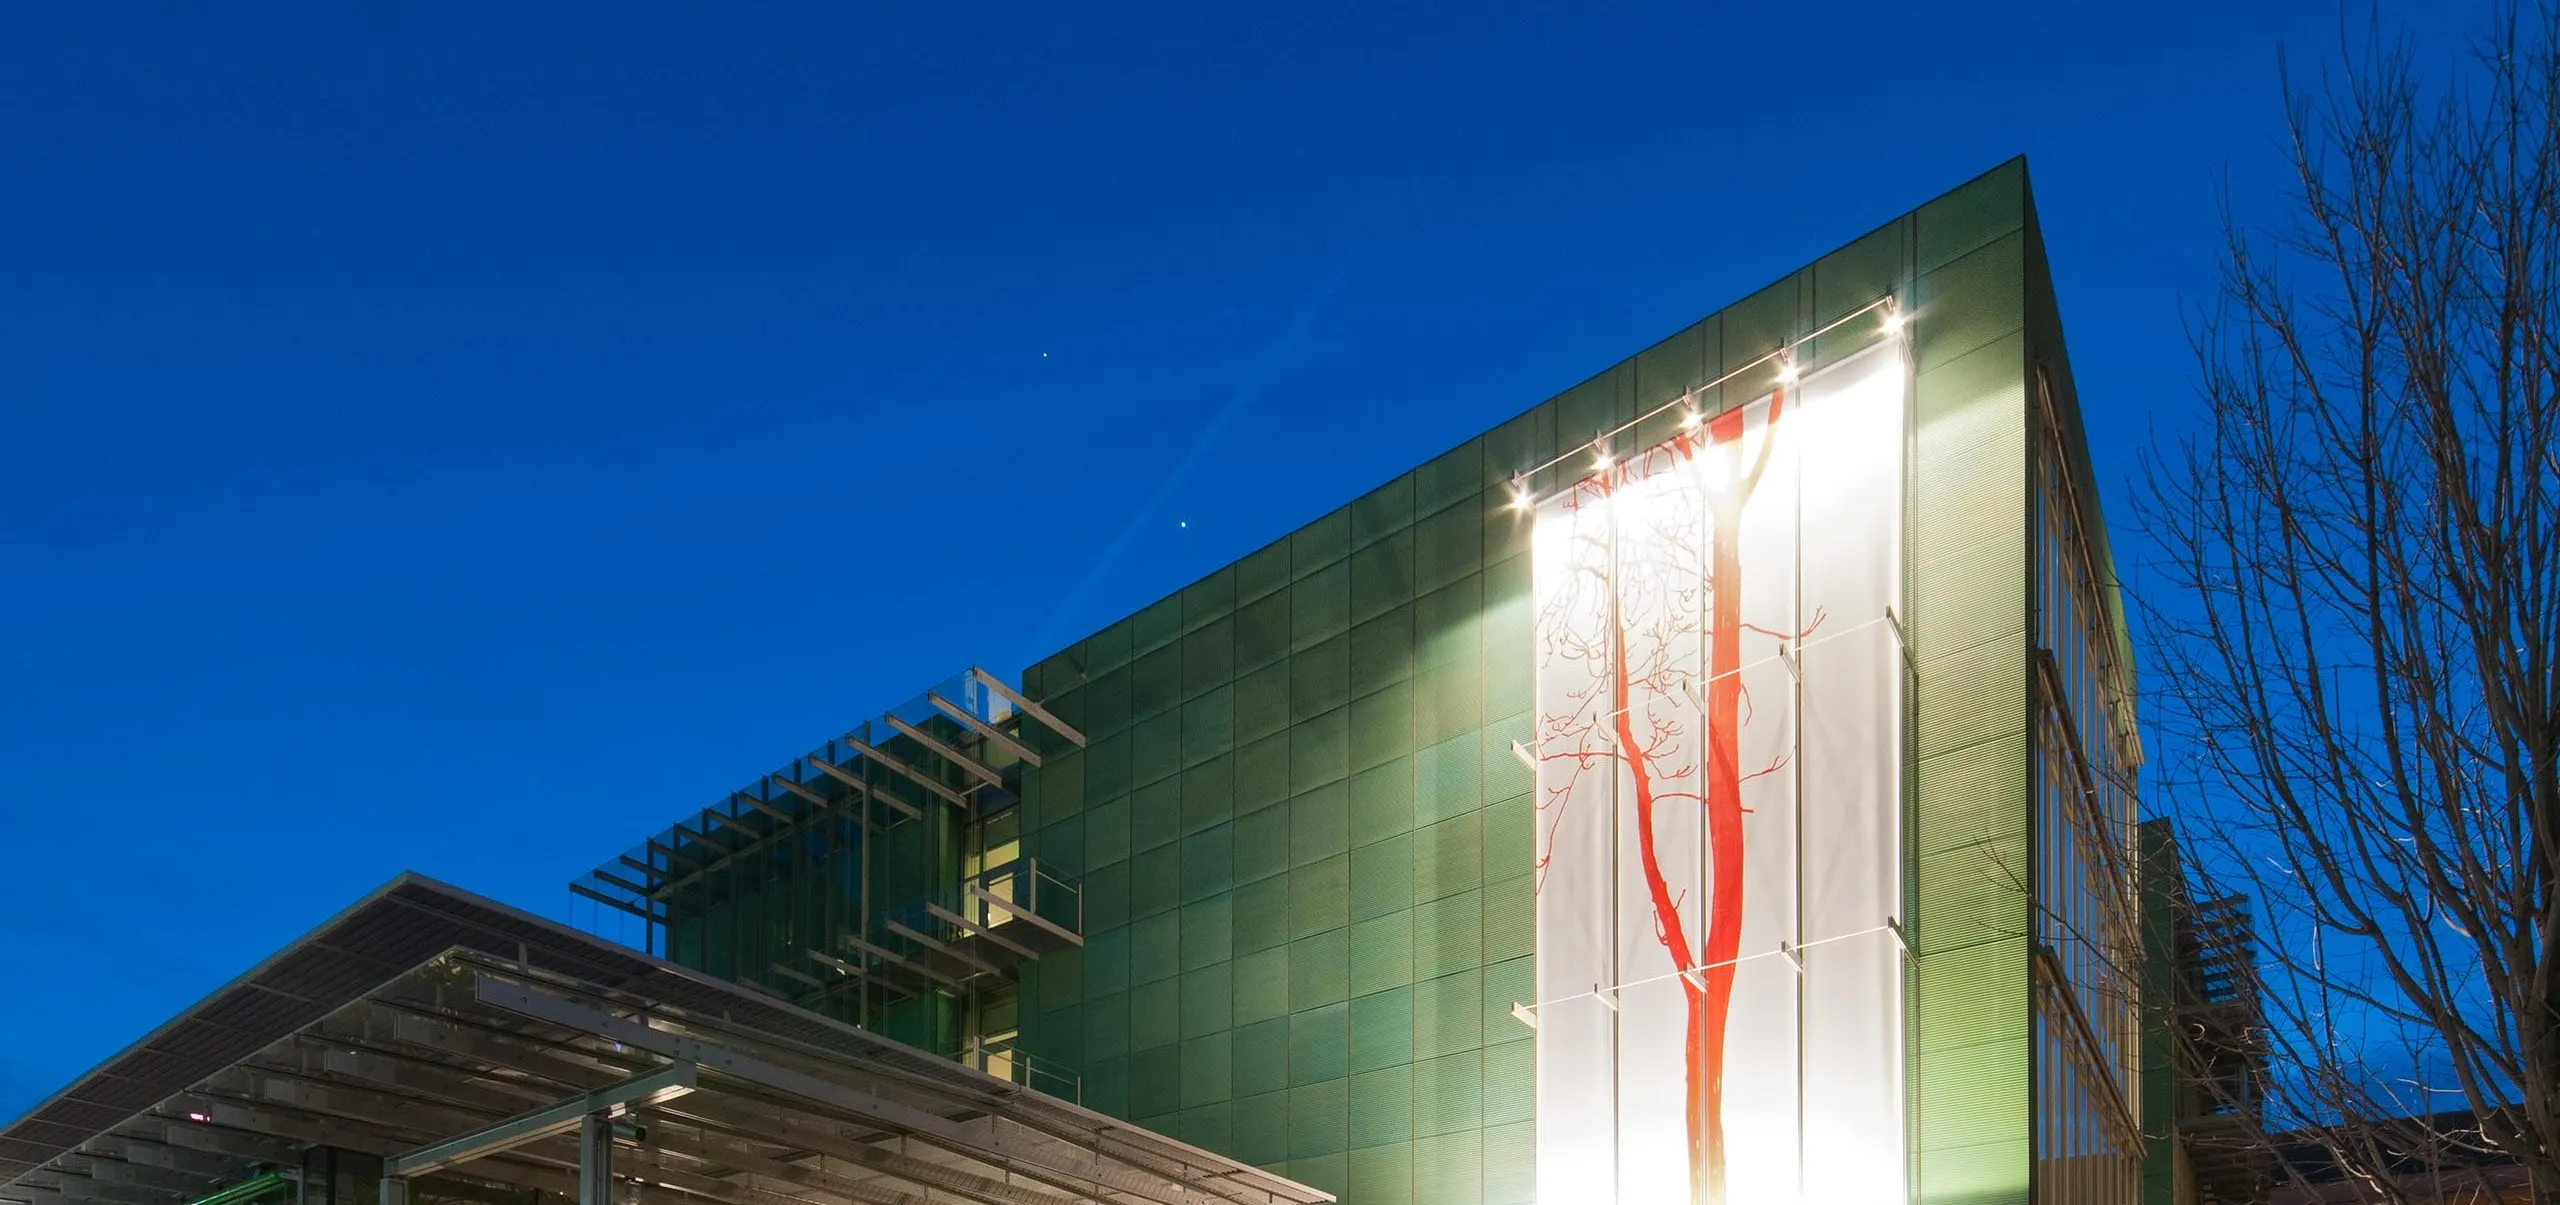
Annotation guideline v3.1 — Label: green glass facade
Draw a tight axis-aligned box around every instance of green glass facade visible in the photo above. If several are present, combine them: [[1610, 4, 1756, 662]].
[[593, 158, 2159, 1205]]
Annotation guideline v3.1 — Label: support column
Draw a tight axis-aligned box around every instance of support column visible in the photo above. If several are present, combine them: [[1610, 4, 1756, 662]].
[[577, 1111, 612, 1205], [378, 1175, 408, 1205]]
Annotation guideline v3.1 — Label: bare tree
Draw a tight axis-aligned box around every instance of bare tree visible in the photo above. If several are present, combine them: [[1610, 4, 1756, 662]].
[[2139, 6, 2560, 1202]]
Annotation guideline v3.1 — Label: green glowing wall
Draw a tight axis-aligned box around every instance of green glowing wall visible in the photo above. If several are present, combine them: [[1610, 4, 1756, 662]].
[[1014, 159, 2053, 1205]]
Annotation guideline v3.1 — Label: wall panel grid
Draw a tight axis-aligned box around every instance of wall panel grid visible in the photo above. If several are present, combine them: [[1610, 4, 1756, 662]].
[[1012, 161, 2054, 1205]]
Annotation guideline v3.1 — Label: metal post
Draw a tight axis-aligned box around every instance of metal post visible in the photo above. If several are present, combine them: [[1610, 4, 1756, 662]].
[[576, 1111, 612, 1205], [378, 1178, 407, 1205]]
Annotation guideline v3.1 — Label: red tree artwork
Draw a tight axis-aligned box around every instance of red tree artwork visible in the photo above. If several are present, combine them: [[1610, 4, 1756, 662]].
[[1533, 389, 1811, 1205]]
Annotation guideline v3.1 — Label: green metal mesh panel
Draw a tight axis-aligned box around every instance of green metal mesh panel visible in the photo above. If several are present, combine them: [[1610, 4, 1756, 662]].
[[1413, 732, 1477, 826], [1480, 794, 1531, 882], [1083, 860, 1128, 931], [1351, 757, 1415, 848], [1480, 875, 1531, 964], [1184, 620, 1234, 699], [1351, 607, 1416, 699], [1351, 836, 1419, 937], [1413, 969, 1480, 1061], [1481, 1037, 1532, 1126], [1182, 565, 1233, 629], [1413, 439, 1482, 518], [1182, 1099, 1234, 1152], [1182, 756, 1232, 834], [1413, 1049, 1481, 1138], [1085, 991, 1128, 1063], [1289, 707, 1349, 794], [1293, 635, 1350, 717], [1289, 782, 1350, 868], [1235, 1017, 1289, 1097], [1130, 911, 1177, 985], [1287, 856, 1348, 941], [1233, 1088, 1287, 1165], [1181, 896, 1233, 970], [1131, 1044, 1180, 1117], [1481, 1121, 1534, 1205], [1181, 827, 1234, 906], [1233, 875, 1287, 954], [1084, 925, 1129, 996], [1181, 964, 1234, 1041], [1236, 660, 1289, 744], [1130, 843, 1178, 917], [1350, 1065, 1414, 1147], [1134, 594, 1181, 653], [1479, 955, 1533, 1045], [1287, 927, 1349, 1014], [1236, 540, 1290, 604], [1292, 562, 1350, 650], [1413, 890, 1480, 979], [1132, 776, 1178, 850], [1132, 643, 1180, 720], [1350, 1143, 1415, 1205], [1288, 1078, 1349, 1159], [1129, 979, 1177, 1053], [1085, 668, 1131, 737], [1350, 680, 1414, 772], [1234, 946, 1287, 1025], [1236, 591, 1291, 672], [1177, 692, 1228, 768], [1293, 508, 1350, 577], [1349, 912, 1413, 997], [1085, 797, 1130, 871], [1413, 812, 1479, 904], [1182, 1033, 1232, 1107], [1412, 1131, 1481, 1205], [1351, 528, 1417, 622], [1414, 505, 1483, 596], [1351, 985, 1414, 1074], [1234, 804, 1287, 889], [1289, 1001, 1350, 1086], [1235, 730, 1289, 813], [1085, 1055, 1127, 1117]]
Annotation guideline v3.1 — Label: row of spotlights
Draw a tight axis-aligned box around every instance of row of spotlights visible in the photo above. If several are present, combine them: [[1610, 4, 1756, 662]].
[[1507, 298, 1902, 513]]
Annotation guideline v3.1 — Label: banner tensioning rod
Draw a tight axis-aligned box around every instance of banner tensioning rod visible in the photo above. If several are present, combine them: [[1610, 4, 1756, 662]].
[[1513, 292, 1902, 492]]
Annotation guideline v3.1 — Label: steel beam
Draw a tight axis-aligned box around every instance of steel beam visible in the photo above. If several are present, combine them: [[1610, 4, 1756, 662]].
[[882, 716, 1001, 787], [881, 921, 1002, 976], [925, 691, 1041, 768], [382, 1063, 695, 1180], [573, 1114, 608, 1205], [924, 904, 1041, 962], [569, 884, 655, 923], [729, 791, 793, 824], [838, 738, 963, 807], [470, 977, 1221, 1205], [764, 775, 829, 810], [970, 669, 1085, 748], [802, 758, 919, 821]]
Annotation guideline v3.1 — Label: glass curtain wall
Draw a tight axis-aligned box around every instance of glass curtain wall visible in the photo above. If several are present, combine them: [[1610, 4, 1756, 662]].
[[2030, 366, 2145, 1205]]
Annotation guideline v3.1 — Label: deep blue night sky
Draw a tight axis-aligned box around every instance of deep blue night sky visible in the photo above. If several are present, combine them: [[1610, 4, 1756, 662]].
[[0, 1, 2476, 1116]]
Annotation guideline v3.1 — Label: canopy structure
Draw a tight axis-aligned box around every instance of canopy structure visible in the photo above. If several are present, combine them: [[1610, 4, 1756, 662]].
[[0, 875, 1327, 1205]]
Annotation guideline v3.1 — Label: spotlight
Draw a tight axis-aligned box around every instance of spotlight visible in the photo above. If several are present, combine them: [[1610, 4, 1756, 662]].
[[1509, 477, 1533, 511], [1592, 442, 1612, 470], [1775, 355, 1800, 384], [1880, 299, 1906, 335], [1678, 409, 1700, 429]]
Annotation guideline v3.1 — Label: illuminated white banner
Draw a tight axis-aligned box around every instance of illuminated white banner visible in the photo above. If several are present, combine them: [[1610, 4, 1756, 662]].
[[1530, 339, 1907, 1205]]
